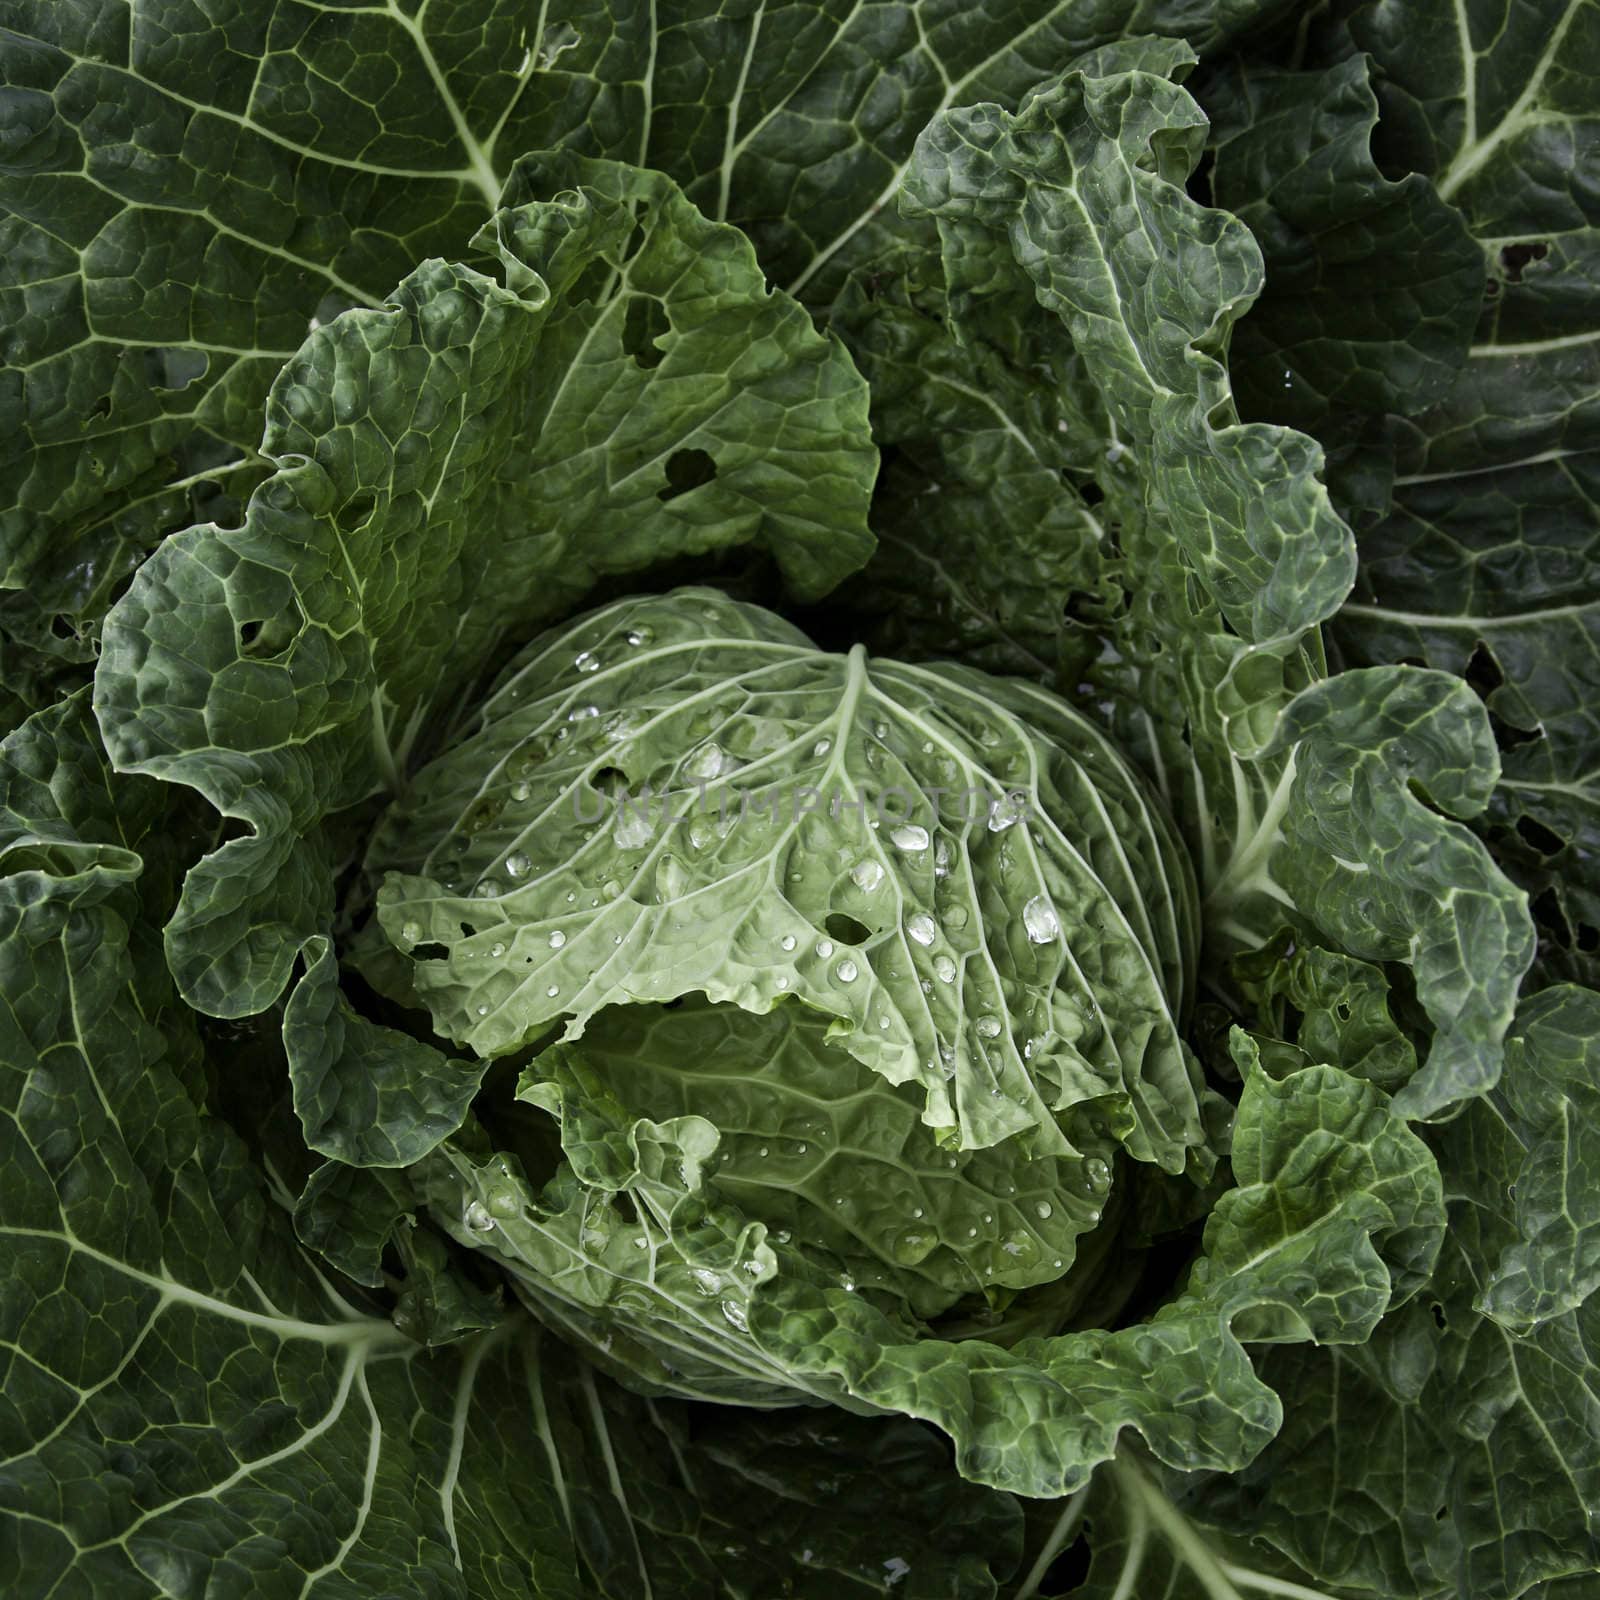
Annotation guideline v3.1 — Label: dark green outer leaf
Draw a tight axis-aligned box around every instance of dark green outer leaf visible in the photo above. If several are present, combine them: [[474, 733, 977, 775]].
[[1478, 986, 1600, 1331], [1182, 986, 1600, 1600], [0, 0, 1297, 650], [1024, 1452, 1348, 1599], [532, 1330, 1027, 1600], [0, 698, 585, 1600], [1326, 0, 1600, 984], [1204, 52, 1484, 428]]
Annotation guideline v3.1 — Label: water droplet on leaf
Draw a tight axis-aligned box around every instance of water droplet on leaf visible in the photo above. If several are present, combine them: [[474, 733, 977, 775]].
[[1023, 896, 1060, 943], [850, 860, 885, 891]]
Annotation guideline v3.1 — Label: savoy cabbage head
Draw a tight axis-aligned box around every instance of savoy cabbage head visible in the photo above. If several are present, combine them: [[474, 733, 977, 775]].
[[2, 2, 1597, 1597]]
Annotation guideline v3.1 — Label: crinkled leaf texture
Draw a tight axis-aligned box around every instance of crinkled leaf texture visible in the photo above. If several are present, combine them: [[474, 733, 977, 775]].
[[1185, 988, 1600, 1599], [92, 154, 875, 1039], [0, 694, 1029, 1598], [283, 936, 490, 1168], [902, 36, 1357, 654], [825, 37, 1533, 1116], [413, 1020, 1442, 1498], [1266, 666, 1535, 1118], [369, 587, 1202, 1166], [0, 0, 1292, 657]]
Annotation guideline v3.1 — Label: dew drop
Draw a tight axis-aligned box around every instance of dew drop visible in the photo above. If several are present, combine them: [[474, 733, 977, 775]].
[[890, 823, 929, 852], [988, 793, 1025, 832], [475, 1003, 489, 1016], [720, 1299, 748, 1331], [474, 878, 503, 899], [944, 904, 969, 931], [626, 625, 653, 647], [614, 812, 652, 864], [780, 935, 798, 952], [464, 1201, 494, 1232], [689, 1268, 720, 1296], [850, 860, 885, 892], [548, 930, 566, 948], [933, 954, 957, 985], [656, 855, 688, 900], [504, 853, 531, 879], [546, 984, 560, 998], [812, 738, 832, 758], [816, 939, 834, 958], [488, 941, 506, 959], [684, 740, 727, 781], [510, 780, 531, 802], [1084, 1157, 1111, 1192], [1023, 895, 1060, 943], [574, 649, 600, 674], [891, 1227, 934, 1265], [906, 912, 936, 946], [401, 920, 422, 944], [1035, 1200, 1053, 1220], [975, 1015, 1001, 1039]]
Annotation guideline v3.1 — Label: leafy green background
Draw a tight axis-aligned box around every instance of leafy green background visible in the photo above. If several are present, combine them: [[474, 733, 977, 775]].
[[2, 1, 1598, 1596]]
